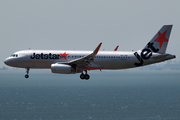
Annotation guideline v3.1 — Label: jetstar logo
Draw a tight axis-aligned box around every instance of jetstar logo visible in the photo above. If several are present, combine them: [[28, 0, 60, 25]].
[[134, 42, 159, 66], [154, 30, 168, 48], [134, 30, 168, 66], [60, 52, 69, 60], [30, 52, 69, 60]]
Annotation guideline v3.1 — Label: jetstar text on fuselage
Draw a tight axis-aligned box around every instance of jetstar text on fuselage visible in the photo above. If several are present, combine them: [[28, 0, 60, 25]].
[[134, 42, 159, 66], [30, 53, 63, 59]]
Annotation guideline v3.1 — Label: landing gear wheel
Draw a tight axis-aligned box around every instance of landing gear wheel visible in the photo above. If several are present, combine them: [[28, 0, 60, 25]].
[[25, 74, 29, 78], [85, 74, 90, 80], [80, 73, 85, 80], [80, 70, 90, 80], [25, 68, 30, 79]]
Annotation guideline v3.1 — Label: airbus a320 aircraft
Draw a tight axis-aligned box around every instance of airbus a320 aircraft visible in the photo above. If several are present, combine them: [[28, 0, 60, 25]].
[[4, 25, 176, 80]]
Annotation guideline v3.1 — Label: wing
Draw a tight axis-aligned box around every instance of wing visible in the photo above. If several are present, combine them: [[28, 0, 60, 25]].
[[67, 43, 102, 68]]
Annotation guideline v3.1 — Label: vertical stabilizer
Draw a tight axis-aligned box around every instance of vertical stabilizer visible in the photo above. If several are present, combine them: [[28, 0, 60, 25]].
[[143, 25, 173, 54]]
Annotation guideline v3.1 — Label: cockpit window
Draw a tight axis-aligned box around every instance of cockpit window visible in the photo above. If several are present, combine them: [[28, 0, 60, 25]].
[[11, 54, 18, 57]]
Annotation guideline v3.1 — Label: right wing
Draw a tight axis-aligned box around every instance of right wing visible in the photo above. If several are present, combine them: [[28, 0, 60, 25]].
[[114, 45, 119, 51]]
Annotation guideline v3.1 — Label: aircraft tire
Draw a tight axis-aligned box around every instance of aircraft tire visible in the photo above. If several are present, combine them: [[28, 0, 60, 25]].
[[80, 73, 85, 80], [85, 74, 90, 80], [25, 74, 29, 78]]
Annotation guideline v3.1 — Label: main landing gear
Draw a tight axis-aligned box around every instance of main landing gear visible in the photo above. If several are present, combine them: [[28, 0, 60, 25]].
[[80, 70, 90, 80], [25, 68, 30, 78]]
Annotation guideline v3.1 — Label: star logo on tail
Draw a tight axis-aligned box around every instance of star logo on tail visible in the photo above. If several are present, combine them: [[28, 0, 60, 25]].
[[60, 52, 69, 60], [154, 30, 168, 49]]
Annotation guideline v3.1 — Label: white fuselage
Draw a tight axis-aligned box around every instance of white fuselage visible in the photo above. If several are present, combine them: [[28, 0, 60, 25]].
[[4, 50, 175, 70]]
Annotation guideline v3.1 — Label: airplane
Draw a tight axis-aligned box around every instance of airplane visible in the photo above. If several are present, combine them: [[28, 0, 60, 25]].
[[4, 25, 176, 80]]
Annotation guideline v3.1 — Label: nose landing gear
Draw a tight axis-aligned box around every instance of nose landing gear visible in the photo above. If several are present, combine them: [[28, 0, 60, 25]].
[[25, 68, 30, 78], [80, 70, 90, 80]]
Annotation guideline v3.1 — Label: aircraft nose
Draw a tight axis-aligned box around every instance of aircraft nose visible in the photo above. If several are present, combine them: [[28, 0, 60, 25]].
[[4, 58, 12, 66], [4, 58, 9, 65]]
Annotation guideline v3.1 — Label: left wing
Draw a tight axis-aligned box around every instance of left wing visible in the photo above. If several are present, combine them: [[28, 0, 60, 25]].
[[68, 43, 102, 67]]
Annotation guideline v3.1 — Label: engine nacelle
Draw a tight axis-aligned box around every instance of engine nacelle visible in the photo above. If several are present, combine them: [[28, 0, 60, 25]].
[[51, 64, 76, 74]]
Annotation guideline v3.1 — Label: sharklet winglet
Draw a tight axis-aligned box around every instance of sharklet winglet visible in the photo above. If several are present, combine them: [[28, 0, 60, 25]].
[[114, 45, 119, 51], [93, 42, 102, 54]]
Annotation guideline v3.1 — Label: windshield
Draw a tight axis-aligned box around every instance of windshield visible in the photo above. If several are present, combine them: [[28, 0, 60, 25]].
[[11, 54, 18, 57]]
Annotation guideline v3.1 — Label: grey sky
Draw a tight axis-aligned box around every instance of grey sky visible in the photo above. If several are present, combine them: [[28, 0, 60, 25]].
[[0, 0, 179, 67]]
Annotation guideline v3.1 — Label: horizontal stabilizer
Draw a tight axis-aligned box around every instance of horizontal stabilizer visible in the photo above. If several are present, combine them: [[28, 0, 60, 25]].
[[152, 54, 169, 59]]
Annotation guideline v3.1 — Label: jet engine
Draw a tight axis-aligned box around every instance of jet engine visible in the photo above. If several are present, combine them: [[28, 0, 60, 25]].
[[51, 64, 76, 74]]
